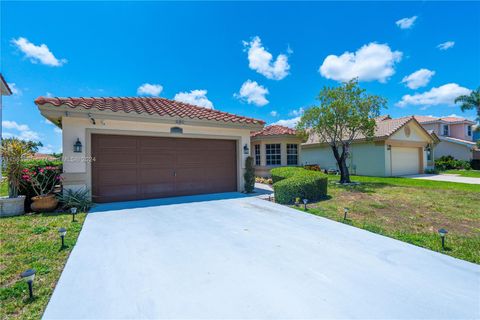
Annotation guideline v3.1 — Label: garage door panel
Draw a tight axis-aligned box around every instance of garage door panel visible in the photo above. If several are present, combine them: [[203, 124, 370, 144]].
[[391, 147, 420, 176], [92, 134, 237, 203], [96, 168, 138, 185]]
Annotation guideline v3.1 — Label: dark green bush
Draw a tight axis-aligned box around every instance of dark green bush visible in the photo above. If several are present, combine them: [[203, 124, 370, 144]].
[[271, 167, 328, 204], [471, 159, 480, 170], [244, 156, 255, 193], [435, 155, 471, 171]]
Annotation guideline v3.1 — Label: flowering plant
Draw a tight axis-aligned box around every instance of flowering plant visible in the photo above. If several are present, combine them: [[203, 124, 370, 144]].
[[21, 166, 62, 197]]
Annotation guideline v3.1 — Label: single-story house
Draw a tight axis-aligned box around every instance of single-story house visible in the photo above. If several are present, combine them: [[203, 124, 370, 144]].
[[414, 115, 477, 161], [301, 116, 439, 176], [250, 125, 303, 177], [35, 97, 264, 203], [1, 74, 13, 178]]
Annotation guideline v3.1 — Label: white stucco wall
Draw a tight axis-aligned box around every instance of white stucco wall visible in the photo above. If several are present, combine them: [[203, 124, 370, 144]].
[[61, 116, 253, 196], [300, 142, 387, 176], [434, 140, 473, 161]]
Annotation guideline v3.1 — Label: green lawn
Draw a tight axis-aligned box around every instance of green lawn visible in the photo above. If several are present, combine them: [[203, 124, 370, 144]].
[[442, 169, 480, 178], [292, 175, 480, 264], [0, 178, 87, 319]]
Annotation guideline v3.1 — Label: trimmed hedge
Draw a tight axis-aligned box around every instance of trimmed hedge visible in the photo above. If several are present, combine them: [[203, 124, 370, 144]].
[[271, 167, 328, 204]]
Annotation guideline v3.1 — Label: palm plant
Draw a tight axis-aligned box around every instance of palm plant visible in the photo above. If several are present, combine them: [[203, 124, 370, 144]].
[[455, 87, 480, 121], [1, 138, 33, 198]]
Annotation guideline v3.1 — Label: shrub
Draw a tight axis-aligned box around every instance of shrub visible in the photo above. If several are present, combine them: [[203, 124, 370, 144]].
[[244, 156, 255, 193], [270, 167, 305, 183], [303, 164, 321, 171], [0, 138, 33, 198], [471, 159, 480, 170], [18, 160, 63, 202], [435, 155, 471, 171], [255, 177, 273, 185], [57, 188, 93, 212], [271, 167, 328, 204]]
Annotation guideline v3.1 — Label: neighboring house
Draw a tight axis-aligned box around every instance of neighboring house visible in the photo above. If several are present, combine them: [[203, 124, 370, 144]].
[[250, 125, 302, 177], [0, 74, 13, 179], [35, 97, 264, 203], [414, 115, 477, 161], [29, 153, 59, 161], [301, 116, 439, 176]]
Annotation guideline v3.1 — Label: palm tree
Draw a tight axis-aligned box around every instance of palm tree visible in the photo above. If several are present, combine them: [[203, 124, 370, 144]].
[[455, 87, 480, 121]]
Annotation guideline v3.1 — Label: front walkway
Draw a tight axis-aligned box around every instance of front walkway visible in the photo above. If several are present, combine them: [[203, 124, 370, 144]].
[[406, 173, 480, 184], [43, 192, 479, 319]]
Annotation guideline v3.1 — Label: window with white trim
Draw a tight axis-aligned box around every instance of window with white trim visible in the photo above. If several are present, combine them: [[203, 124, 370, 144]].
[[254, 144, 261, 166], [467, 125, 472, 137], [287, 144, 298, 165], [265, 144, 281, 166]]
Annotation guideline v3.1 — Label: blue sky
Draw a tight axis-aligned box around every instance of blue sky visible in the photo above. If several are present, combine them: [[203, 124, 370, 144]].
[[1, 1, 479, 153]]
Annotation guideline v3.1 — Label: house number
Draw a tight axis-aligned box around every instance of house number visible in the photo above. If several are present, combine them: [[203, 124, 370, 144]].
[[176, 120, 185, 125]]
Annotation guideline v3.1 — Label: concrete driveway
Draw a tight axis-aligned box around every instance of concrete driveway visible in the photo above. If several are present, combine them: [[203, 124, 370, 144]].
[[43, 192, 479, 319], [406, 173, 480, 184]]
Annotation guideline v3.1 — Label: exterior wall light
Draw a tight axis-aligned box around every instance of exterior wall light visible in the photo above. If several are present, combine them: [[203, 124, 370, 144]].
[[438, 228, 448, 250], [344, 207, 349, 220], [387, 145, 392, 151], [20, 269, 36, 299], [73, 138, 82, 153], [243, 144, 250, 155], [58, 227, 67, 248], [303, 199, 308, 210], [71, 207, 77, 222]]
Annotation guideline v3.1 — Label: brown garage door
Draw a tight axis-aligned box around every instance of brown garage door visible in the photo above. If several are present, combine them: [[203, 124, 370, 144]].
[[91, 134, 237, 203]]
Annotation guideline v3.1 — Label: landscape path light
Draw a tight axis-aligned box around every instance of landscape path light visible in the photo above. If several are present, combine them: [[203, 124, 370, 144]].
[[343, 207, 349, 220], [71, 207, 77, 222], [58, 227, 67, 248], [438, 228, 448, 250], [303, 199, 308, 210], [20, 269, 36, 299]]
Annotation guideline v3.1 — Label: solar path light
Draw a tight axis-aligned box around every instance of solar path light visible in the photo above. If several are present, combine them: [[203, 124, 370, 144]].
[[20, 269, 36, 299]]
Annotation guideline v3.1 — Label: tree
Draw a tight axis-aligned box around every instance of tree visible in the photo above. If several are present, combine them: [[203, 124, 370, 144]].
[[244, 156, 255, 193], [0, 138, 34, 198], [455, 87, 480, 121], [297, 79, 386, 184]]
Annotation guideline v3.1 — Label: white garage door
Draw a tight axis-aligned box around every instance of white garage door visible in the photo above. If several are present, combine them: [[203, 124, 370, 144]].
[[391, 147, 420, 176]]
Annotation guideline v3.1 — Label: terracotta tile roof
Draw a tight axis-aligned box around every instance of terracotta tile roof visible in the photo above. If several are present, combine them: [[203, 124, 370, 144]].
[[414, 115, 475, 124], [251, 125, 296, 137], [305, 116, 414, 144], [35, 97, 265, 125], [29, 153, 58, 161]]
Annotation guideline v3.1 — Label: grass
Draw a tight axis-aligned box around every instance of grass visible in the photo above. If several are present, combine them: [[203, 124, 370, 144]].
[[0, 180, 87, 319], [292, 175, 480, 264], [442, 169, 480, 178]]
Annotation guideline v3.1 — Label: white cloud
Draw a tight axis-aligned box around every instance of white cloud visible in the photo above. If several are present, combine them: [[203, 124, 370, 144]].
[[396, 83, 471, 108], [437, 41, 455, 51], [289, 107, 304, 117], [270, 110, 278, 117], [44, 119, 62, 134], [54, 127, 62, 134], [2, 120, 29, 131], [235, 80, 269, 106], [11, 37, 67, 66], [272, 116, 301, 128], [243, 36, 290, 80], [395, 16, 417, 29], [7, 83, 21, 95], [174, 89, 214, 109], [401, 69, 435, 89], [2, 120, 41, 141], [319, 42, 402, 83], [137, 83, 163, 96]]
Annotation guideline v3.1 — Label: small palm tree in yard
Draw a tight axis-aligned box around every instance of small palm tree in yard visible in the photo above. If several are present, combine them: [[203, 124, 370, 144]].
[[1, 138, 33, 198], [455, 87, 480, 121]]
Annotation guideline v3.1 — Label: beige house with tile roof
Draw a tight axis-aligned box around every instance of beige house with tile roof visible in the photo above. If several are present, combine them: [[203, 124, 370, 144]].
[[301, 116, 439, 176], [250, 125, 303, 177], [414, 116, 477, 161], [36, 97, 264, 203]]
